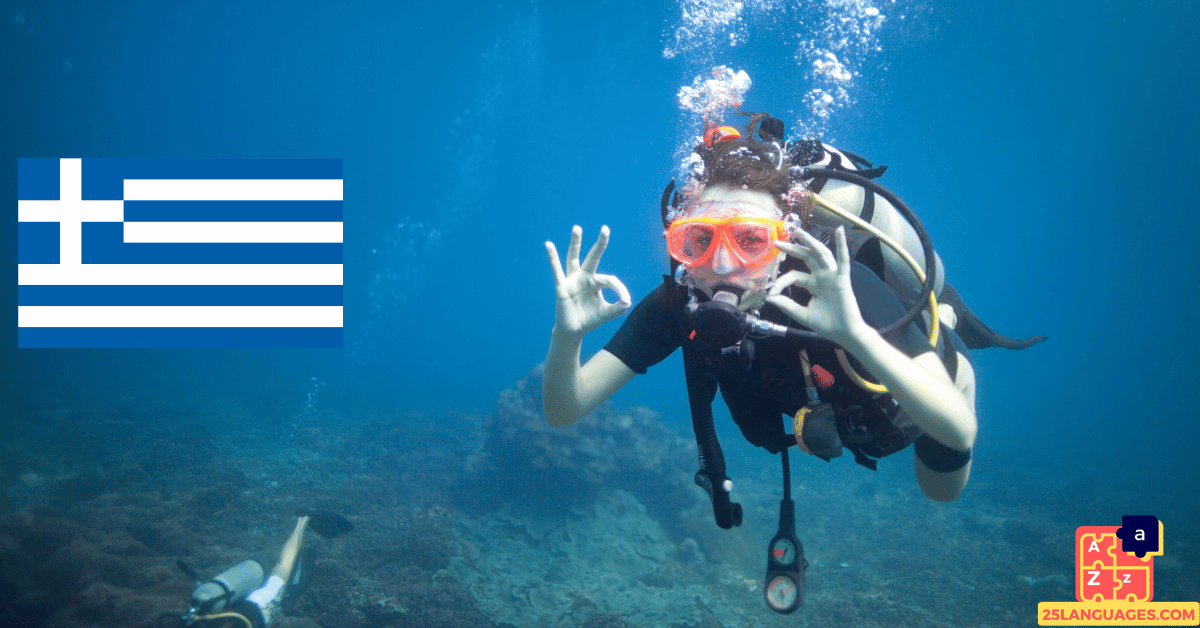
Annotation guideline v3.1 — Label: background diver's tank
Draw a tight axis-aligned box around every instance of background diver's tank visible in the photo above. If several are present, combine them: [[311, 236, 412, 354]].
[[189, 559, 266, 614]]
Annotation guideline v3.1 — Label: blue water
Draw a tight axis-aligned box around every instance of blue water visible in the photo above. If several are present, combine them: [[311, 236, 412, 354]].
[[3, 0, 1198, 625]]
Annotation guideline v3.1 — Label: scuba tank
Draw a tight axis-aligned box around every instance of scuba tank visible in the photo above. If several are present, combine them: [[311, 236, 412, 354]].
[[794, 142, 945, 306], [188, 559, 265, 615]]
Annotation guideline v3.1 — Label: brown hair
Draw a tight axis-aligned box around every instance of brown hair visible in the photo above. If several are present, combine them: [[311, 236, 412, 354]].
[[692, 113, 811, 222]]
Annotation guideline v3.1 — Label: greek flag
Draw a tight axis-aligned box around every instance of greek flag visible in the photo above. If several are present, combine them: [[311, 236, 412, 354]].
[[17, 158, 343, 348]]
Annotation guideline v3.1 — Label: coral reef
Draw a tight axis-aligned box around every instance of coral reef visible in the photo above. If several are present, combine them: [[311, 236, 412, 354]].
[[0, 509, 182, 628], [447, 489, 751, 628], [461, 366, 698, 527], [0, 402, 500, 628], [1, 366, 1196, 628]]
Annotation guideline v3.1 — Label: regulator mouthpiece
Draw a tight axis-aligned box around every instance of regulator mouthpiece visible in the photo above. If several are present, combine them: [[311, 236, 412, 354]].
[[688, 285, 748, 361]]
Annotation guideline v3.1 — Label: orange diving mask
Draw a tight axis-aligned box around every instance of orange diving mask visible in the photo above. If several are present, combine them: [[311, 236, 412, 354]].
[[666, 215, 787, 268]]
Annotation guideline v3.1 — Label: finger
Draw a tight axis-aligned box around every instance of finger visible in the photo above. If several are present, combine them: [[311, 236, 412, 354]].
[[775, 240, 822, 270], [834, 226, 851, 279], [566, 226, 583, 275], [766, 294, 809, 325], [769, 269, 814, 296], [595, 273, 632, 308], [599, 299, 631, 322], [802, 230, 839, 270], [789, 227, 837, 270], [581, 225, 610, 274], [545, 241, 567, 285]]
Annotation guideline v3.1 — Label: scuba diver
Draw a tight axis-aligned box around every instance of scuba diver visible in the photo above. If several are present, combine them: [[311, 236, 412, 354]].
[[542, 112, 1043, 612], [177, 508, 353, 627]]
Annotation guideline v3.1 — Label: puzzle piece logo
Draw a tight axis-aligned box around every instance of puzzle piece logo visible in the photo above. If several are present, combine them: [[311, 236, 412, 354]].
[[1041, 517, 1198, 626], [1076, 524, 1156, 603], [1116, 515, 1163, 559]]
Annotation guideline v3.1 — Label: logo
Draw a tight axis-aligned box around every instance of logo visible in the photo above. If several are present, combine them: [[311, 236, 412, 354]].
[[17, 158, 343, 348], [1039, 516, 1198, 625]]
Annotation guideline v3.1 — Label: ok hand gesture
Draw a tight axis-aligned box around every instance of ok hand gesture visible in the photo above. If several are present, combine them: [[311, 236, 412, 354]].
[[766, 225, 868, 346], [545, 226, 632, 338]]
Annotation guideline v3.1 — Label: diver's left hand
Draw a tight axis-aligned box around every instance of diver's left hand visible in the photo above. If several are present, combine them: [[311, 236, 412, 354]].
[[766, 226, 869, 346]]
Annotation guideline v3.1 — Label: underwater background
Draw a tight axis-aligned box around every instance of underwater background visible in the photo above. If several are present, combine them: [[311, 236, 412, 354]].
[[3, 0, 1198, 626]]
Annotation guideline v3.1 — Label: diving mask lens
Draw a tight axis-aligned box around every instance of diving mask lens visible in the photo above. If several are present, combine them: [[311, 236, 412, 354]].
[[668, 222, 716, 265], [666, 217, 784, 267]]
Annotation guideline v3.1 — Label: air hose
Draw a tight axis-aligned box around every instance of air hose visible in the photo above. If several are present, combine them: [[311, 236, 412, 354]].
[[796, 167, 939, 341], [793, 167, 942, 394], [192, 612, 253, 628]]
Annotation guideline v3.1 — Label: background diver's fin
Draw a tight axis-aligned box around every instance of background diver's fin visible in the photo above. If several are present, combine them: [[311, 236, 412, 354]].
[[296, 508, 354, 538], [283, 548, 315, 602]]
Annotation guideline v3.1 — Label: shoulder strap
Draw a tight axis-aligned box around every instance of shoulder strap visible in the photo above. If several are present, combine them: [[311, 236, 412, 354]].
[[795, 144, 889, 193], [836, 148, 889, 179]]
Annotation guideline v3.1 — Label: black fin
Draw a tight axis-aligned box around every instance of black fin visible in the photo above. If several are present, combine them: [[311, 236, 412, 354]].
[[939, 284, 1047, 350], [296, 508, 354, 538], [283, 548, 315, 602]]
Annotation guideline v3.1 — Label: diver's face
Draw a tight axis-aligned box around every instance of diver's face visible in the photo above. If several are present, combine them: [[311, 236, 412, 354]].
[[682, 186, 784, 307]]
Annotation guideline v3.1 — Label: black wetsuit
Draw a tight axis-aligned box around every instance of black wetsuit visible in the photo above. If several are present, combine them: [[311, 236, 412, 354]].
[[604, 257, 972, 470]]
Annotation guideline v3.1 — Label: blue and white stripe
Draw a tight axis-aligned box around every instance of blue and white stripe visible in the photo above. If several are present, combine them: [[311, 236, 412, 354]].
[[17, 158, 343, 348]]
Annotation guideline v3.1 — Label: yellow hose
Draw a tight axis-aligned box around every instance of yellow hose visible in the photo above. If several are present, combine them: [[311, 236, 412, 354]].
[[806, 189, 942, 394], [194, 611, 254, 628]]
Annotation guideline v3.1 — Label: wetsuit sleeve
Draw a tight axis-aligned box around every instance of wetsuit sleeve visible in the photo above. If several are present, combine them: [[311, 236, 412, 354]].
[[603, 280, 682, 375], [850, 262, 931, 357]]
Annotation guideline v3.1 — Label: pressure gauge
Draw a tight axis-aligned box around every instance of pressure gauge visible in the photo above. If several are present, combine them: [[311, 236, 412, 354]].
[[765, 574, 800, 613], [769, 537, 796, 567]]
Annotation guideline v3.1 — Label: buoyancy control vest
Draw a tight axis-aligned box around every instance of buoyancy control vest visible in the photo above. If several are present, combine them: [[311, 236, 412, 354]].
[[673, 233, 973, 530], [669, 227, 943, 458], [663, 141, 1046, 530]]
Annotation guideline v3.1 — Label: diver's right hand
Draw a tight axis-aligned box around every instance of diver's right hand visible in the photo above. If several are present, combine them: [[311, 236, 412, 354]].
[[545, 225, 632, 338]]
